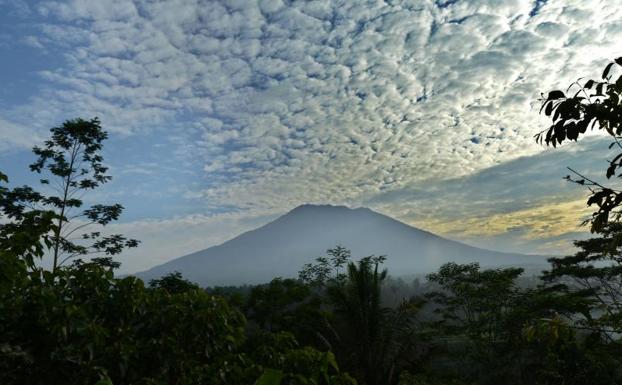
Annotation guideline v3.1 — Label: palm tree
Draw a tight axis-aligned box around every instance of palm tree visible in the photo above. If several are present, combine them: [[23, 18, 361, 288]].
[[300, 249, 423, 385], [328, 256, 419, 385]]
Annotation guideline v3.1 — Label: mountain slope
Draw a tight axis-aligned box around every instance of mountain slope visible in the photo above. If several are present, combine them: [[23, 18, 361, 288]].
[[135, 204, 546, 286]]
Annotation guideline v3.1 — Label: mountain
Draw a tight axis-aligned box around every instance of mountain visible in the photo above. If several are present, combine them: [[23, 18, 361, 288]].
[[134, 204, 547, 286]]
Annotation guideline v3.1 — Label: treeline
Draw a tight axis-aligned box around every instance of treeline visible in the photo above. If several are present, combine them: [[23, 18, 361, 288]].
[[210, 243, 622, 385], [4, 221, 622, 384], [0, 255, 357, 384]]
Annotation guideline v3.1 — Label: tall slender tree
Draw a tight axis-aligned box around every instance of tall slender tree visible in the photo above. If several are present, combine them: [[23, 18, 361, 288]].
[[0, 118, 138, 273], [301, 249, 422, 385]]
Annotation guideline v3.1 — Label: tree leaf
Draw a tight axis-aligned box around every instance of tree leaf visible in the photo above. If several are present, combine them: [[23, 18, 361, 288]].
[[547, 90, 565, 100], [255, 369, 284, 385], [545, 101, 553, 116], [93, 379, 113, 385], [325, 351, 339, 371], [597, 82, 604, 95], [603, 62, 614, 79]]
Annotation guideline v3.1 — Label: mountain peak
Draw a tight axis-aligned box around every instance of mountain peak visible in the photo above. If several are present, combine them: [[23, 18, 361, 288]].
[[135, 205, 546, 286], [287, 204, 373, 215], [288, 203, 351, 212]]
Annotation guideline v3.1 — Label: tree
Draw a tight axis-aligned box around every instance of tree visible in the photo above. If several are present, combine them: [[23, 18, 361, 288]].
[[426, 263, 526, 384], [299, 246, 351, 287], [0, 172, 57, 271], [0, 259, 356, 385], [521, 313, 621, 385], [423, 262, 622, 385], [426, 263, 524, 344], [0, 118, 138, 273], [301, 248, 423, 385], [537, 57, 622, 232], [534, 58, 622, 384], [244, 277, 329, 348], [149, 271, 199, 294], [0, 169, 56, 368], [1, 165, 356, 385], [543, 222, 622, 336]]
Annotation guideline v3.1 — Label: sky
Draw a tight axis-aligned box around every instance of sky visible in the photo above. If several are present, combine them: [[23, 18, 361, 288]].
[[1, 0, 622, 274]]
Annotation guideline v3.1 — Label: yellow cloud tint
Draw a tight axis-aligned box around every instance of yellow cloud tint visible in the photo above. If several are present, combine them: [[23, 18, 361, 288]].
[[413, 199, 592, 241]]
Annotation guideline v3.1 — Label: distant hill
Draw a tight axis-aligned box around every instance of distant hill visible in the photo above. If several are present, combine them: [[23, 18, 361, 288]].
[[134, 204, 547, 286]]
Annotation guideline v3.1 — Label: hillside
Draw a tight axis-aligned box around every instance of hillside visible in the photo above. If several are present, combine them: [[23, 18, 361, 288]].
[[135, 204, 546, 286]]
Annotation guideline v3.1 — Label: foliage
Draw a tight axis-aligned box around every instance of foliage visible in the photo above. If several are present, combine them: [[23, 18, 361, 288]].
[[0, 118, 139, 273], [521, 314, 621, 385], [301, 248, 424, 385], [0, 258, 244, 384], [240, 331, 357, 385], [426, 263, 524, 344], [543, 222, 622, 336], [528, 55, 622, 385], [149, 271, 199, 294], [244, 277, 329, 347], [299, 246, 352, 287], [537, 57, 622, 232], [398, 371, 471, 385], [0, 256, 358, 385], [0, 172, 57, 270], [424, 261, 622, 385], [425, 263, 526, 383]]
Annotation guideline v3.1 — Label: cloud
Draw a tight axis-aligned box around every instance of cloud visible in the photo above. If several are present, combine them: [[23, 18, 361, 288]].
[[2, 0, 622, 263], [0, 118, 41, 152], [365, 136, 617, 254], [416, 199, 590, 240], [97, 210, 279, 274]]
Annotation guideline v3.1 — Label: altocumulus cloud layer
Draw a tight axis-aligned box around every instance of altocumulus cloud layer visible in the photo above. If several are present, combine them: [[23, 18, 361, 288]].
[[1, 0, 622, 271]]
